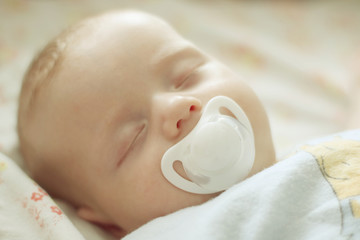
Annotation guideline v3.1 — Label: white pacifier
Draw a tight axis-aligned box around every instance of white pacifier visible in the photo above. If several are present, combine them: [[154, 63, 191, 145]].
[[161, 96, 255, 194]]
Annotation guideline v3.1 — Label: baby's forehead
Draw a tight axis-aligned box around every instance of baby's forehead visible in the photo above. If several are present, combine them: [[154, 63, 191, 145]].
[[66, 11, 183, 67], [84, 10, 172, 39]]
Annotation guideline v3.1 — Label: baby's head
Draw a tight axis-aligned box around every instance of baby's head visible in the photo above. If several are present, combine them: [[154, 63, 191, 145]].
[[17, 10, 275, 235]]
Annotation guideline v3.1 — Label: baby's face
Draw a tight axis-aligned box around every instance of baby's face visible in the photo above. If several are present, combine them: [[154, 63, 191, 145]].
[[29, 11, 274, 233]]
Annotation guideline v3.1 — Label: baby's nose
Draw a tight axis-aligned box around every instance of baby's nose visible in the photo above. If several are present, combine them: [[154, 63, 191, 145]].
[[160, 95, 201, 140]]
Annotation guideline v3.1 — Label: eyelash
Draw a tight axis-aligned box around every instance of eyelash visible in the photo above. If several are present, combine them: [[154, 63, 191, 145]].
[[121, 123, 146, 162], [131, 123, 146, 150], [174, 67, 200, 89]]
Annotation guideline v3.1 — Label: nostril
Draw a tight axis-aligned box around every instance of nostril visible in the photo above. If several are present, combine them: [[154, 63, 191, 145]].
[[176, 105, 197, 130], [176, 120, 182, 129]]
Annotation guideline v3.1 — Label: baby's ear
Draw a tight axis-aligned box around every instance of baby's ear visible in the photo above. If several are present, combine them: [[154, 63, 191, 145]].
[[77, 206, 126, 238]]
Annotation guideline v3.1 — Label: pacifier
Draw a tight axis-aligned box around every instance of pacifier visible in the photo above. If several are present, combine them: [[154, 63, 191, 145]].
[[161, 96, 255, 194]]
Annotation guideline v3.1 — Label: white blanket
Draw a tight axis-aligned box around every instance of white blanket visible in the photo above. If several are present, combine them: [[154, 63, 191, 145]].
[[125, 130, 360, 240]]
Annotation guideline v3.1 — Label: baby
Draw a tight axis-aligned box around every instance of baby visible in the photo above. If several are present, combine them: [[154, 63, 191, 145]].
[[17, 10, 276, 237]]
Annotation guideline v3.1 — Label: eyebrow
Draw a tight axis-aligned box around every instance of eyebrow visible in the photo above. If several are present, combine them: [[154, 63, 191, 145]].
[[152, 44, 203, 73]]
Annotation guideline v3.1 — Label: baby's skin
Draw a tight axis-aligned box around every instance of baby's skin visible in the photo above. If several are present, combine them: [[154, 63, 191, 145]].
[[17, 10, 276, 237]]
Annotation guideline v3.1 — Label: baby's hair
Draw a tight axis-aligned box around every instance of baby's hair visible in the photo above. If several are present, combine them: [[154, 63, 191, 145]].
[[16, 19, 99, 208], [16, 11, 124, 206], [17, 20, 90, 172], [17, 11, 123, 167]]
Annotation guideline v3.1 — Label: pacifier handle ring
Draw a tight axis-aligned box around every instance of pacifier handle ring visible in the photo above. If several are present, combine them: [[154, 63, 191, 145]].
[[204, 96, 252, 131], [161, 151, 216, 194]]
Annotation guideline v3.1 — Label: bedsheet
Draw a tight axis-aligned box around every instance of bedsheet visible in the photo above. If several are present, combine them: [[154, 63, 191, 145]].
[[1, 0, 360, 239], [0, 152, 86, 240]]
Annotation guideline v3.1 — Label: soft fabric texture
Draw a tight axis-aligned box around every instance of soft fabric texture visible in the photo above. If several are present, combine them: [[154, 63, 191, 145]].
[[124, 129, 360, 240], [0, 152, 86, 240]]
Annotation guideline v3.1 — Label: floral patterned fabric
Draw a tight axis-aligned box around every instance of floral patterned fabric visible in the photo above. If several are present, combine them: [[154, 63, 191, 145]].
[[0, 152, 86, 239]]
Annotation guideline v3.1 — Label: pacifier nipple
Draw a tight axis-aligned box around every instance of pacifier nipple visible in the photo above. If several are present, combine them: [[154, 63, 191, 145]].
[[161, 96, 255, 194]]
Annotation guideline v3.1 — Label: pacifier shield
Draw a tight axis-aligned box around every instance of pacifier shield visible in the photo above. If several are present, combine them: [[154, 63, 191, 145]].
[[189, 120, 241, 172]]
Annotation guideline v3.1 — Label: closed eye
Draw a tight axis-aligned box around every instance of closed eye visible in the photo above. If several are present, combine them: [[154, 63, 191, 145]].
[[117, 123, 146, 167], [174, 63, 204, 89]]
